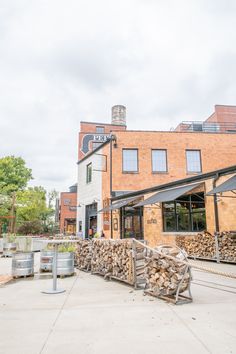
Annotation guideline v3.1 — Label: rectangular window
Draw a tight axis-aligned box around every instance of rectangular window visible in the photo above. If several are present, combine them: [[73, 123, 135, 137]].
[[96, 126, 105, 134], [152, 149, 167, 172], [122, 149, 138, 172], [64, 198, 71, 206], [186, 150, 202, 173], [162, 192, 206, 232], [86, 163, 92, 183], [92, 142, 102, 150]]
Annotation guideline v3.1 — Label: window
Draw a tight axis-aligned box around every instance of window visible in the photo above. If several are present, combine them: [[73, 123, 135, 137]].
[[152, 149, 167, 172], [64, 198, 71, 205], [163, 192, 206, 232], [186, 150, 202, 173], [96, 126, 105, 134], [92, 142, 102, 150], [122, 149, 138, 172], [86, 163, 92, 183]]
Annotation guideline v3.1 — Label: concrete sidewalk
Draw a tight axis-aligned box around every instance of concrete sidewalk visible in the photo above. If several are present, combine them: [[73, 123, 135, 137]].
[[0, 256, 236, 354]]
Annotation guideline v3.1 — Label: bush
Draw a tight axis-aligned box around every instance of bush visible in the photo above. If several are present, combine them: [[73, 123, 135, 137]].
[[17, 220, 43, 235]]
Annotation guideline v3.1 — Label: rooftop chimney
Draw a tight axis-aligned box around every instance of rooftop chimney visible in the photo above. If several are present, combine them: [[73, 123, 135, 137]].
[[111, 105, 126, 126]]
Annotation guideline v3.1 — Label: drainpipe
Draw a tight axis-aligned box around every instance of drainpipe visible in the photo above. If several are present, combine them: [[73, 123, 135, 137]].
[[213, 173, 220, 233], [109, 135, 116, 239]]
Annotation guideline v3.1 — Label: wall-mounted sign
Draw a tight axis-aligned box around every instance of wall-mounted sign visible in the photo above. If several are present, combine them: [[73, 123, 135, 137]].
[[81, 134, 110, 154], [113, 218, 118, 231], [147, 218, 157, 224], [69, 206, 77, 211], [103, 198, 110, 231]]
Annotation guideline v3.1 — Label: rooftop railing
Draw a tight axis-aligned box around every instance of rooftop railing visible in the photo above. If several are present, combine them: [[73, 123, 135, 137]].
[[177, 121, 236, 133]]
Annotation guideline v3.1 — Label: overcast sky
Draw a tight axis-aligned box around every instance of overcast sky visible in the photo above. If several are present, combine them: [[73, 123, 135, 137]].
[[0, 0, 236, 193]]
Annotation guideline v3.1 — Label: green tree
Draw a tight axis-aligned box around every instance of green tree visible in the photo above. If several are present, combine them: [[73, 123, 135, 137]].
[[16, 187, 57, 235], [16, 186, 49, 222], [0, 156, 33, 233], [0, 156, 33, 194]]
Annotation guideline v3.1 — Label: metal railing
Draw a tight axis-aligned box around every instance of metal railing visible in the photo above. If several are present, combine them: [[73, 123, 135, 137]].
[[177, 121, 236, 133]]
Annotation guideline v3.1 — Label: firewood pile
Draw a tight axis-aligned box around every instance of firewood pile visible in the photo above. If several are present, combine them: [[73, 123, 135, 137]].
[[176, 231, 216, 259], [218, 232, 236, 262], [76, 239, 92, 271], [145, 246, 191, 298], [91, 239, 134, 284]]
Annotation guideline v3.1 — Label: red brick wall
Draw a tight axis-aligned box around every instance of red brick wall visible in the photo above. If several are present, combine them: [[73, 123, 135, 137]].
[[101, 130, 236, 239], [110, 130, 236, 191], [206, 105, 236, 123], [59, 192, 77, 233], [78, 122, 126, 160]]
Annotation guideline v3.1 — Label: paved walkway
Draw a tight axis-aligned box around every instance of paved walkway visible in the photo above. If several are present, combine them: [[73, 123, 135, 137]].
[[0, 255, 236, 354]]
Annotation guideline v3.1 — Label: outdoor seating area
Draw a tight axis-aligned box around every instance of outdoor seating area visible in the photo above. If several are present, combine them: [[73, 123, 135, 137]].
[[1, 249, 236, 354]]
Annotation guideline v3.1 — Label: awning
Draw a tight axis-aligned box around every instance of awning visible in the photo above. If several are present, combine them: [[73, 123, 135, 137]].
[[97, 196, 141, 213], [206, 174, 236, 195], [134, 182, 202, 207]]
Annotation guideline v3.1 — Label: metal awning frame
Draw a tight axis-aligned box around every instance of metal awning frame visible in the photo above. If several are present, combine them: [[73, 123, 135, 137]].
[[134, 182, 204, 207], [97, 196, 143, 213]]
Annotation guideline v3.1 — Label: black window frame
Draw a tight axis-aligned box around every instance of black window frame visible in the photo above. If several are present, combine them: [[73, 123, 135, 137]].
[[151, 149, 168, 173], [186, 149, 202, 174], [122, 148, 139, 173], [86, 163, 92, 183], [162, 192, 206, 232], [92, 141, 102, 150], [95, 126, 105, 134]]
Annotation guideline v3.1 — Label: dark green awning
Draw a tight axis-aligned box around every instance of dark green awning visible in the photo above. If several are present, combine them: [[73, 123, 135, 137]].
[[206, 174, 236, 195], [97, 196, 141, 213], [134, 182, 202, 207]]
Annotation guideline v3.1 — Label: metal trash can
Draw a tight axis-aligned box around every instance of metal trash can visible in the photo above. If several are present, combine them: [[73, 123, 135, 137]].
[[12, 252, 34, 277]]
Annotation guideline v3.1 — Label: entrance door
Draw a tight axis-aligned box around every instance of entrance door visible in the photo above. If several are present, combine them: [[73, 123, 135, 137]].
[[121, 206, 143, 240], [85, 203, 98, 238], [89, 215, 97, 236]]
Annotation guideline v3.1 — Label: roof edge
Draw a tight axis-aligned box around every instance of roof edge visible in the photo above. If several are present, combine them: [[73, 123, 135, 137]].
[[112, 165, 236, 201]]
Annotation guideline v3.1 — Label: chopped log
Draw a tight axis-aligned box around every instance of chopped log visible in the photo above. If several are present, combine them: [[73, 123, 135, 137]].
[[91, 239, 135, 284], [176, 231, 236, 263], [176, 231, 216, 259], [75, 239, 92, 271], [218, 231, 236, 262], [145, 245, 191, 297]]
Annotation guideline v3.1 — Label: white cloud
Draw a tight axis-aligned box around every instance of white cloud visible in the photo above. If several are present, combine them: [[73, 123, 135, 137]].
[[0, 0, 236, 191]]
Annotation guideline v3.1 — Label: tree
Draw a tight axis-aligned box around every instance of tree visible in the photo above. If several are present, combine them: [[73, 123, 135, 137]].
[[0, 156, 33, 233], [0, 156, 33, 194], [16, 187, 57, 235], [16, 186, 49, 222]]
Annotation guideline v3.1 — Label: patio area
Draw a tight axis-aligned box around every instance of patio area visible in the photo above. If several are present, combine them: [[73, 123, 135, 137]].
[[0, 254, 236, 354]]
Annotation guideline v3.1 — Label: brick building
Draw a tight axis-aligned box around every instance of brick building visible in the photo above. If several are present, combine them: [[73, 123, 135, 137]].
[[76, 105, 236, 244], [175, 105, 236, 133], [59, 184, 77, 234]]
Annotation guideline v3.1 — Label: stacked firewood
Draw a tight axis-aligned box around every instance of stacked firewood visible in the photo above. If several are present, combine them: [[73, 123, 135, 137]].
[[176, 232, 216, 259], [91, 239, 134, 284], [91, 239, 113, 275], [145, 246, 191, 297], [218, 232, 236, 262], [76, 239, 92, 271], [111, 240, 134, 283]]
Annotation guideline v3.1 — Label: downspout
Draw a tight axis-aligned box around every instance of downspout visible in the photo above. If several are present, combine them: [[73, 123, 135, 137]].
[[213, 173, 220, 233], [109, 134, 117, 239], [110, 136, 114, 239]]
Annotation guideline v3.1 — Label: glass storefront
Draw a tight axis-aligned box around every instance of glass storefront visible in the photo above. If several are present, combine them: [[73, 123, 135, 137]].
[[163, 192, 206, 232], [120, 205, 143, 239]]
